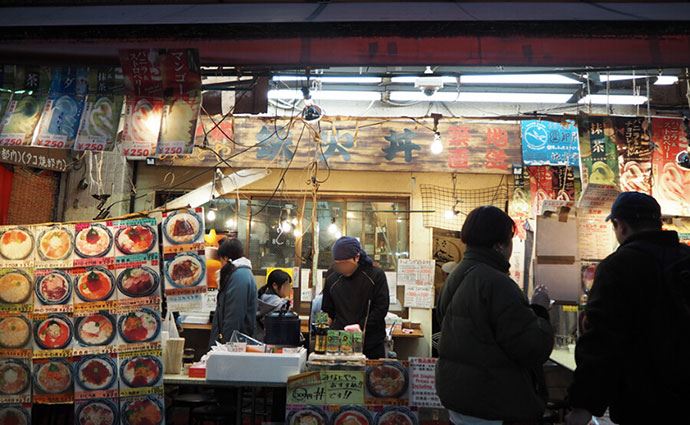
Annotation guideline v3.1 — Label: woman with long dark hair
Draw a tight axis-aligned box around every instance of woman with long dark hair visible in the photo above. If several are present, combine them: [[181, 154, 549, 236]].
[[436, 206, 553, 425], [255, 269, 292, 341]]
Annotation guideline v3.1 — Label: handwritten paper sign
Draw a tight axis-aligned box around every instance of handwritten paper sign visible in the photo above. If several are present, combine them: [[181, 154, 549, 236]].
[[521, 119, 580, 166], [397, 259, 435, 287], [287, 371, 365, 406], [410, 357, 443, 408], [385, 271, 398, 304], [404, 285, 434, 309]]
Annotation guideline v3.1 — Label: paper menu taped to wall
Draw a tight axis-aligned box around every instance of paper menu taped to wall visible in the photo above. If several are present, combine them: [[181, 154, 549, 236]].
[[404, 285, 434, 309], [410, 357, 444, 408], [397, 259, 435, 287]]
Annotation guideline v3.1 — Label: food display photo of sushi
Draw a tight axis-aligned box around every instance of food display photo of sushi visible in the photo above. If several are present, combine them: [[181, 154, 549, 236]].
[[118, 351, 163, 397], [0, 404, 31, 425], [74, 354, 119, 399], [73, 311, 118, 353], [120, 394, 165, 425], [34, 224, 75, 268], [113, 219, 158, 258], [75, 398, 119, 425], [0, 358, 32, 403], [32, 357, 74, 403], [365, 361, 410, 406], [33, 313, 73, 353], [0, 226, 35, 266], [0, 314, 33, 354], [0, 269, 33, 310], [33, 269, 73, 314], [71, 266, 117, 306], [73, 223, 114, 267], [117, 307, 162, 351]]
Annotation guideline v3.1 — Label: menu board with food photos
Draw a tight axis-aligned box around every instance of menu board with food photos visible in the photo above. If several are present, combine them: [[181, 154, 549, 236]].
[[73, 222, 115, 268], [0, 404, 32, 425], [118, 349, 164, 398], [0, 226, 35, 267], [112, 218, 161, 310], [0, 215, 165, 418], [365, 360, 410, 407], [161, 208, 207, 311], [0, 268, 33, 313], [74, 398, 120, 425], [74, 353, 119, 400], [120, 393, 165, 425], [33, 357, 74, 404]]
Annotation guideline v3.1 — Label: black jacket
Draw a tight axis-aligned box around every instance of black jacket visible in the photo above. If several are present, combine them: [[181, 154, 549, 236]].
[[436, 247, 554, 422], [568, 231, 690, 424], [322, 264, 389, 357]]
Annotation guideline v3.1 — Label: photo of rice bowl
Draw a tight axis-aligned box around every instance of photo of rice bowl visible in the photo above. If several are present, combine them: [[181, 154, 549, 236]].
[[0, 270, 32, 304]]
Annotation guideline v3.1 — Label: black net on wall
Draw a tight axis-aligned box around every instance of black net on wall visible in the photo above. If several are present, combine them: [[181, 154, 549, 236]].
[[420, 179, 511, 231]]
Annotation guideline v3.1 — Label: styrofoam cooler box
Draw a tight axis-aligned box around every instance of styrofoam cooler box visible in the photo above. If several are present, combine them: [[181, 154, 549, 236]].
[[206, 350, 307, 383]]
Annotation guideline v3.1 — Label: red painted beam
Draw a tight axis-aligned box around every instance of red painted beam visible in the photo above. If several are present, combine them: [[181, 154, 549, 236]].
[[1, 34, 689, 67]]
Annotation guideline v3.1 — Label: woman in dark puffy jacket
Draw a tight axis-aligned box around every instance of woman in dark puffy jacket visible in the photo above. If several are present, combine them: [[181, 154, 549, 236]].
[[436, 206, 554, 425]]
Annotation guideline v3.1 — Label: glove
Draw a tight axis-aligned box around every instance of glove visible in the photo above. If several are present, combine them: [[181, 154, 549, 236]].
[[530, 285, 552, 310]]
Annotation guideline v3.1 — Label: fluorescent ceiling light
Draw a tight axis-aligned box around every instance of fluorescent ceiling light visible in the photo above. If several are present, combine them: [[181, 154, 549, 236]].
[[598, 74, 645, 82], [272, 76, 382, 84], [460, 74, 581, 85], [578, 95, 648, 105], [268, 89, 381, 102], [389, 91, 572, 104], [654, 76, 678, 85], [391, 74, 580, 85], [390, 76, 458, 84]]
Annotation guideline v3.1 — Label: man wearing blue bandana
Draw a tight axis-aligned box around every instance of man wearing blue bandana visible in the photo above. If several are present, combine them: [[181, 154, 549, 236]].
[[322, 236, 390, 359]]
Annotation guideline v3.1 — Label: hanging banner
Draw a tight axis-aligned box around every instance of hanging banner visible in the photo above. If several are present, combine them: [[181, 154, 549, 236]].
[[652, 118, 690, 216], [578, 116, 619, 187], [118, 49, 164, 159], [0, 65, 14, 122], [613, 117, 652, 194], [157, 49, 202, 156], [0, 66, 50, 147], [528, 166, 577, 216], [33, 67, 88, 150], [75, 68, 124, 152], [521, 119, 580, 167]]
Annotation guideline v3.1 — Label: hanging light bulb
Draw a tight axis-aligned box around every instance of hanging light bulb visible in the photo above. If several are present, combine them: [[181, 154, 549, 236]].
[[335, 230, 342, 239], [293, 227, 303, 238], [444, 210, 455, 220], [328, 222, 339, 235], [430, 132, 443, 155], [225, 218, 236, 229], [206, 207, 217, 222]]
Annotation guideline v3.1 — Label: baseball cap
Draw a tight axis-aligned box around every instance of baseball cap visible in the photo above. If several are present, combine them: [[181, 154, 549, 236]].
[[606, 192, 662, 222]]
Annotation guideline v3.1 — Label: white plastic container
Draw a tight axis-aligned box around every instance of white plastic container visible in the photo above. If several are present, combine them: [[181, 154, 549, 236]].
[[205, 349, 307, 384]]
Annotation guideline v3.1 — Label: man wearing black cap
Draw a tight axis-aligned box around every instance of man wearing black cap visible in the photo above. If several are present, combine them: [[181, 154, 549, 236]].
[[567, 192, 690, 425], [322, 236, 390, 359]]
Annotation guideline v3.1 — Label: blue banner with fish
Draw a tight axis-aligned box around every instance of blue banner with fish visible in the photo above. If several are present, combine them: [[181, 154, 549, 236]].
[[521, 119, 580, 167]]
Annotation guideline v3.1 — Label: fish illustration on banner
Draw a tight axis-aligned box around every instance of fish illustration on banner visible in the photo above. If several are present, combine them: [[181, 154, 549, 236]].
[[521, 119, 580, 167]]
